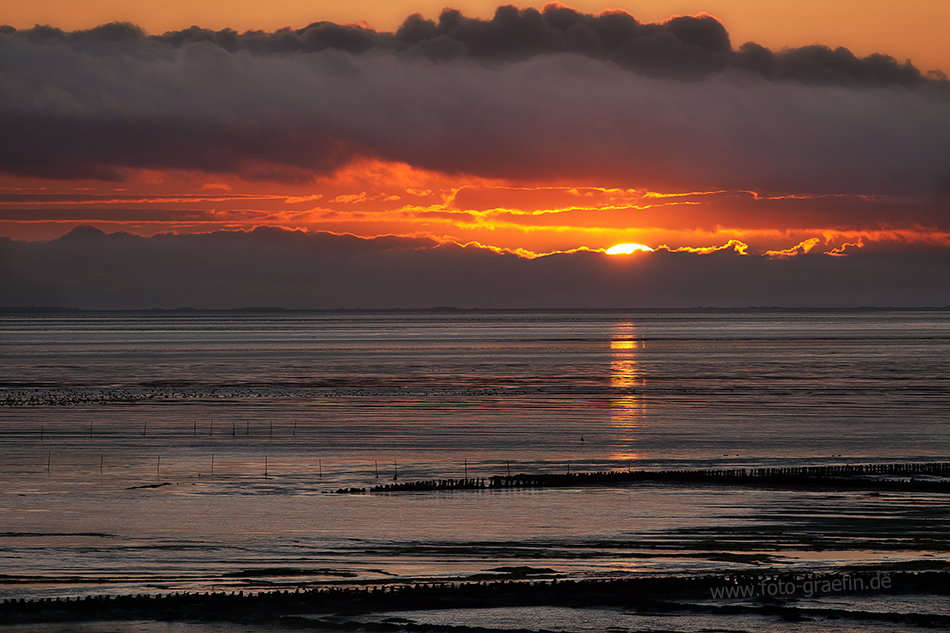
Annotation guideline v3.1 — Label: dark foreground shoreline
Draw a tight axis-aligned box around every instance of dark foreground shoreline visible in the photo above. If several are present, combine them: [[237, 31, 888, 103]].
[[4, 463, 949, 628], [2, 570, 949, 628]]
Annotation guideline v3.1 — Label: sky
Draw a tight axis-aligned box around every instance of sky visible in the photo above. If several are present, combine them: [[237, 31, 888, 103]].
[[2, 2, 950, 308]]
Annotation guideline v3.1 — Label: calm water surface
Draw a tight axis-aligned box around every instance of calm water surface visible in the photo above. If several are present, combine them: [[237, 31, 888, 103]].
[[1, 310, 949, 602]]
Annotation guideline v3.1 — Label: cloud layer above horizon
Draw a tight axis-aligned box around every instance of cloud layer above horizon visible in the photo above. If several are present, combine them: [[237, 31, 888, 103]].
[[2, 4, 950, 196]]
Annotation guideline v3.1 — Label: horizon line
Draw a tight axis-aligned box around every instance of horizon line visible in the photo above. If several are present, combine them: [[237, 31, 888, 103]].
[[3, 306, 950, 314]]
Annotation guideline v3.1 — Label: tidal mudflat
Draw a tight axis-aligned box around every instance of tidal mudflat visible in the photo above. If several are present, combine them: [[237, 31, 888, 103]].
[[2, 310, 949, 631]]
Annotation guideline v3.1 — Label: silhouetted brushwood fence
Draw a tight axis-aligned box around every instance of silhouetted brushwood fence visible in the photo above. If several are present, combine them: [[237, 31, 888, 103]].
[[3, 571, 949, 627], [339, 462, 950, 494]]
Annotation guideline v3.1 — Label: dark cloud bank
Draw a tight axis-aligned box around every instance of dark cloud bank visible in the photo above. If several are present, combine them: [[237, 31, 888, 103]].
[[7, 6, 932, 85], [3, 227, 949, 309], [2, 4, 950, 194]]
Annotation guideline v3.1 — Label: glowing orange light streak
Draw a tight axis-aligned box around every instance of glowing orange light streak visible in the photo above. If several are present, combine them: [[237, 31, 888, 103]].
[[642, 189, 729, 199], [0, 194, 290, 206], [826, 237, 865, 257], [764, 237, 821, 258], [657, 239, 750, 255]]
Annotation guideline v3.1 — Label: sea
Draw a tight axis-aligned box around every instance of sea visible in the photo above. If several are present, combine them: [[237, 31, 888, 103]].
[[1, 309, 949, 631]]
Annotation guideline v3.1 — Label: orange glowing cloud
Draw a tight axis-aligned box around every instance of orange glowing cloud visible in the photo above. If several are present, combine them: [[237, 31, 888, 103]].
[[764, 237, 821, 258], [5, 162, 950, 259], [657, 240, 750, 255], [826, 237, 865, 257]]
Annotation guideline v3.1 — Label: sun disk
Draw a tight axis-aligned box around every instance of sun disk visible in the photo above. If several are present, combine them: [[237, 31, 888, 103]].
[[606, 243, 654, 255]]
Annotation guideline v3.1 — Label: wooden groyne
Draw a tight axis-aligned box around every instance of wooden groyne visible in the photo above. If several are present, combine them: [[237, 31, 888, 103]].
[[2, 571, 949, 627], [334, 462, 950, 494]]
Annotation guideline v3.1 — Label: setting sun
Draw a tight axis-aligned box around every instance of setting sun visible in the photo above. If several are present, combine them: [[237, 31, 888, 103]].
[[605, 243, 655, 255], [3, 2, 950, 307]]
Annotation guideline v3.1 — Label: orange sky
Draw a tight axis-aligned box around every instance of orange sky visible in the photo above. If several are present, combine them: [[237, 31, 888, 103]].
[[4, 159, 947, 257], [6, 1, 950, 74], [2, 2, 949, 260]]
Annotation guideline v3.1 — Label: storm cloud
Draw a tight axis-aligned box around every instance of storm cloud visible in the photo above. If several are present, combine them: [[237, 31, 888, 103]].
[[2, 4, 950, 195], [3, 226, 950, 309]]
